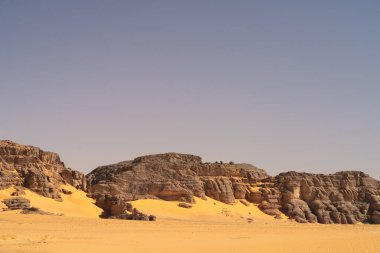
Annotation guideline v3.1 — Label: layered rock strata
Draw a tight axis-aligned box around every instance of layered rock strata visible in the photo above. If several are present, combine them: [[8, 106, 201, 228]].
[[1, 140, 380, 224], [255, 171, 380, 224], [87, 153, 380, 224], [0, 140, 86, 200], [2, 197, 30, 210], [86, 153, 268, 217]]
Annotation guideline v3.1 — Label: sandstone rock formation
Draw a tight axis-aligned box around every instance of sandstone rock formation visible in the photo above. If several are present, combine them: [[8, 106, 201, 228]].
[[263, 171, 380, 224], [178, 203, 192, 208], [0, 140, 86, 200], [1, 140, 380, 224], [2, 197, 30, 210], [2, 198, 57, 215], [87, 153, 380, 224], [86, 153, 268, 217], [20, 207, 57, 215]]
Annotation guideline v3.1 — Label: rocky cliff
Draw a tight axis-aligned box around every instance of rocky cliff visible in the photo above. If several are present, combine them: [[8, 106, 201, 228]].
[[255, 171, 380, 224], [87, 153, 380, 224], [86, 153, 268, 217], [0, 140, 86, 200]]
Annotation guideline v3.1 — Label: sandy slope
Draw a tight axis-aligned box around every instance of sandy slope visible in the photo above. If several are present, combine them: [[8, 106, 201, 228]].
[[131, 197, 284, 222], [1, 188, 380, 253], [0, 185, 103, 218]]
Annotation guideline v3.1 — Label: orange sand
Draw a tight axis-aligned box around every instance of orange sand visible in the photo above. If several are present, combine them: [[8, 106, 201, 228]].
[[1, 187, 380, 253], [0, 186, 102, 218], [130, 197, 284, 222]]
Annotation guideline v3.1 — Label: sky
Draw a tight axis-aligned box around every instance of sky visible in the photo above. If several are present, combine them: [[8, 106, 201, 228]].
[[1, 1, 379, 178]]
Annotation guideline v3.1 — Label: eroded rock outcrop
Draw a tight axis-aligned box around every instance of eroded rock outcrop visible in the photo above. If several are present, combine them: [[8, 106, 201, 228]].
[[87, 153, 380, 224], [2, 197, 30, 210], [254, 171, 380, 224], [87, 153, 268, 217], [1, 140, 380, 224], [0, 140, 86, 200]]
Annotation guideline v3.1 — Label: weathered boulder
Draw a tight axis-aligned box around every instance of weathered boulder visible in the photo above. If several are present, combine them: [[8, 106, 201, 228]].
[[11, 188, 25, 196], [20, 207, 57, 215], [372, 211, 380, 224], [61, 188, 72, 195], [283, 199, 317, 223], [258, 201, 282, 217], [2, 197, 30, 210], [178, 203, 192, 208], [203, 177, 235, 204], [95, 195, 128, 217], [108, 205, 156, 221]]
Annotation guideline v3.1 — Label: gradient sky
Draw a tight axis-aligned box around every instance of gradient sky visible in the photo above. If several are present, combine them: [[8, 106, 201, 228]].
[[1, 1, 379, 178]]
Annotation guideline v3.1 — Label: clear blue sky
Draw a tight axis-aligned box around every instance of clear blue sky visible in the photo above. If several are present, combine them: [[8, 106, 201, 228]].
[[1, 1, 379, 178]]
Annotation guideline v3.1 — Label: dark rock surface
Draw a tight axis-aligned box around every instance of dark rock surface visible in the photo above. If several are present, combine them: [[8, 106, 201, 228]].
[[87, 153, 380, 224], [178, 203, 192, 208], [20, 207, 58, 215], [86, 153, 268, 217], [108, 205, 156, 221], [2, 197, 30, 210], [0, 140, 87, 200], [254, 171, 380, 224], [11, 188, 26, 196]]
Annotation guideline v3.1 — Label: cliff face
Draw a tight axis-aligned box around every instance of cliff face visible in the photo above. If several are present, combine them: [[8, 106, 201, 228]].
[[87, 153, 380, 224], [86, 153, 268, 217], [252, 171, 380, 224], [0, 140, 86, 200]]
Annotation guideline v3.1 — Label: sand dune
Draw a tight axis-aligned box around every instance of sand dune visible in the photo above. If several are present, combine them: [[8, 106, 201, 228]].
[[1, 188, 380, 253], [1, 185, 282, 222], [131, 197, 284, 222], [0, 185, 103, 218]]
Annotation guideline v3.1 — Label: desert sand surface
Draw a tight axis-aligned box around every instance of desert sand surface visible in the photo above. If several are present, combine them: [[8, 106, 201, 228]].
[[0, 186, 103, 218], [1, 187, 380, 253], [131, 197, 286, 222], [1, 212, 380, 253]]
